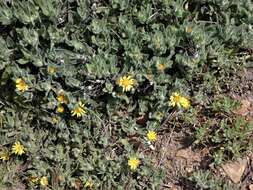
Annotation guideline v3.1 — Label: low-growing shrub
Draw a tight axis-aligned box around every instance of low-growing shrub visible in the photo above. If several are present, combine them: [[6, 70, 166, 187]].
[[189, 170, 237, 190]]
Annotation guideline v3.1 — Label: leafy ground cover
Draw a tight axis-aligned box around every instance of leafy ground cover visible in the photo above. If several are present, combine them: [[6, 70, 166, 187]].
[[0, 0, 253, 189]]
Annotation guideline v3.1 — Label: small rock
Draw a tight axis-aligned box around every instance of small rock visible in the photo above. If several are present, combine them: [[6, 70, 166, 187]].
[[233, 99, 251, 116], [221, 158, 247, 183], [176, 148, 190, 159], [245, 68, 253, 80], [171, 186, 179, 190], [176, 148, 201, 162]]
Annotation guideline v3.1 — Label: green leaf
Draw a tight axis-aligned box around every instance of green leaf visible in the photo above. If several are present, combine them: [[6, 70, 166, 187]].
[[0, 2, 13, 25], [16, 27, 39, 47], [77, 0, 89, 19], [34, 0, 61, 19], [65, 77, 81, 87], [13, 1, 39, 24]]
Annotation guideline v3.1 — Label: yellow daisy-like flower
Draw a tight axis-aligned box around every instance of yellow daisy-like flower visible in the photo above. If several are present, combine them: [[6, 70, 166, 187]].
[[147, 130, 157, 142], [12, 141, 25, 155], [169, 92, 191, 109], [57, 105, 64, 113], [157, 63, 166, 72], [57, 91, 68, 104], [169, 92, 182, 108], [71, 102, 86, 118], [180, 97, 191, 109], [84, 180, 93, 189], [47, 66, 56, 74], [16, 78, 28, 92], [128, 156, 140, 171], [40, 176, 48, 187], [0, 150, 10, 161], [116, 75, 136, 92], [30, 176, 39, 183]]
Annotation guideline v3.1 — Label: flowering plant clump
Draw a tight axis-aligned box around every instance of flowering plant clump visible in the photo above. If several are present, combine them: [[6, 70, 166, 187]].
[[0, 0, 251, 189]]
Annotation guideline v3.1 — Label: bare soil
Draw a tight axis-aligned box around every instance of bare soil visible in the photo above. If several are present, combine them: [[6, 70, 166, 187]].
[[154, 68, 253, 190]]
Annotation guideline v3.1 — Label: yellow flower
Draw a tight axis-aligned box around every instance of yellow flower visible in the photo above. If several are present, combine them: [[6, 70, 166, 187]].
[[147, 130, 157, 142], [51, 117, 59, 125], [0, 150, 10, 161], [116, 75, 136, 92], [40, 176, 48, 187], [169, 92, 182, 108], [157, 63, 166, 72], [84, 180, 93, 189], [71, 102, 86, 118], [180, 97, 191, 109], [16, 78, 28, 92], [48, 66, 56, 74], [186, 26, 193, 33], [128, 156, 140, 171], [57, 105, 64, 113], [169, 92, 191, 109], [30, 176, 39, 183], [57, 91, 68, 104], [12, 141, 25, 155]]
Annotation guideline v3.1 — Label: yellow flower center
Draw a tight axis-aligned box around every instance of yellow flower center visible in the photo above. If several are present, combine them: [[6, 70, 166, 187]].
[[174, 95, 181, 103], [157, 63, 166, 72]]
